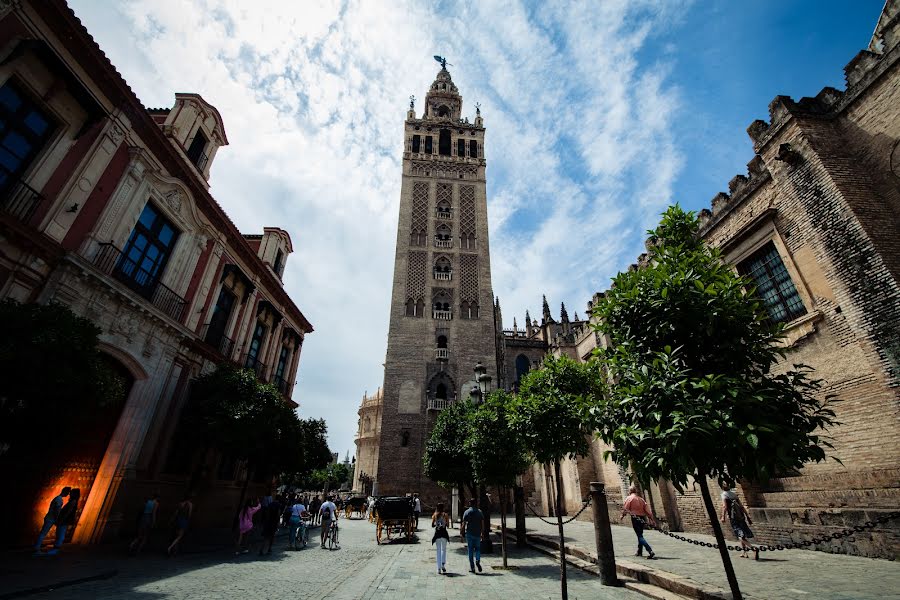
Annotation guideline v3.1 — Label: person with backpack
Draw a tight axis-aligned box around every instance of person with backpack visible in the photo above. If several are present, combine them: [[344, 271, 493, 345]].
[[431, 502, 450, 574], [721, 482, 758, 560]]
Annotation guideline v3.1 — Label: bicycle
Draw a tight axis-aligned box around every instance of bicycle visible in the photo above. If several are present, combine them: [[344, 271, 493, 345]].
[[326, 519, 340, 550], [297, 518, 310, 548]]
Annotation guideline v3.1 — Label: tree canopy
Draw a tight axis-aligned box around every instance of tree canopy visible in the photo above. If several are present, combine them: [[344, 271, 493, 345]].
[[465, 390, 530, 489], [0, 300, 124, 458], [423, 398, 476, 490], [590, 205, 838, 487]]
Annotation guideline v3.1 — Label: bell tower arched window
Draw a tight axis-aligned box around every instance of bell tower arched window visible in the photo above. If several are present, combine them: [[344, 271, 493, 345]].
[[439, 128, 451, 156]]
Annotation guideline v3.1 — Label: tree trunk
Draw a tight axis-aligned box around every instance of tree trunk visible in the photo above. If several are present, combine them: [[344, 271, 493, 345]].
[[479, 484, 493, 553], [514, 485, 527, 547], [696, 473, 742, 600], [498, 485, 509, 568], [554, 459, 568, 600]]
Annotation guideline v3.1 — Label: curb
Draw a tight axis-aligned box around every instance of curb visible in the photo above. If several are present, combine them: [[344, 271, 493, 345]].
[[0, 569, 118, 600], [510, 530, 753, 600]]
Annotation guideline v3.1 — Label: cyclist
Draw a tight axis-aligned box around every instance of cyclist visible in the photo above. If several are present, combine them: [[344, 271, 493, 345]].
[[319, 495, 338, 549], [287, 497, 309, 550]]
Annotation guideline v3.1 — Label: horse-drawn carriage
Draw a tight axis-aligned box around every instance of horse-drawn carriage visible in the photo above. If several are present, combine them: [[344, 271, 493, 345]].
[[344, 496, 368, 519], [373, 496, 416, 544]]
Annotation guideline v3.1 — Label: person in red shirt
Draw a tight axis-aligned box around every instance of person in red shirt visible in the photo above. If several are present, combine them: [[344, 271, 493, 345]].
[[620, 485, 656, 559]]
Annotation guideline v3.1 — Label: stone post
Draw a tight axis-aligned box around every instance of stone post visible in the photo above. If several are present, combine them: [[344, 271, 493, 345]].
[[590, 482, 618, 586]]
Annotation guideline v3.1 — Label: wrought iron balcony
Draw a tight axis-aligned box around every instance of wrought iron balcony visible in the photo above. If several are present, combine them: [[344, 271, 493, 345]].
[[274, 376, 292, 396], [433, 310, 452, 320], [433, 270, 452, 281], [200, 323, 235, 359], [243, 357, 269, 381], [1, 177, 45, 224], [435, 348, 449, 360], [427, 395, 456, 411], [92, 243, 186, 322], [434, 237, 453, 248], [435, 209, 452, 220]]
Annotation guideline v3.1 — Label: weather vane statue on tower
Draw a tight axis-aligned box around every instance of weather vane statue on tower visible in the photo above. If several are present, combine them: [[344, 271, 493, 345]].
[[433, 55, 452, 70]]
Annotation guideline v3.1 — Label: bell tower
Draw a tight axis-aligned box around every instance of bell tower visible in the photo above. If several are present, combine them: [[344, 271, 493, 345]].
[[375, 60, 497, 501]]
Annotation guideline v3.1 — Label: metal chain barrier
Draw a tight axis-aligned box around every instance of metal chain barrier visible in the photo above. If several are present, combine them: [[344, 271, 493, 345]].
[[646, 511, 900, 552], [525, 495, 593, 526]]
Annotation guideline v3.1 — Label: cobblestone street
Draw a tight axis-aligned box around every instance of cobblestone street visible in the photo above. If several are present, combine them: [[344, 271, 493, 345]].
[[2, 519, 643, 600]]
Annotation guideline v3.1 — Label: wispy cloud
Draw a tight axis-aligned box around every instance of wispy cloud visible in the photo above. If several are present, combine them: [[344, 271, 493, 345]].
[[71, 0, 687, 456]]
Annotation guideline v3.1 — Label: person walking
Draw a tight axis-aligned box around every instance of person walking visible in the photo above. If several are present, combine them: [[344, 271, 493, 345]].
[[33, 486, 70, 555], [460, 498, 483, 573], [319, 495, 337, 548], [431, 502, 450, 574], [129, 492, 159, 555], [48, 488, 80, 555], [721, 483, 758, 560], [235, 498, 261, 555], [413, 493, 422, 531], [620, 485, 656, 559], [167, 494, 193, 557], [310, 496, 321, 526]]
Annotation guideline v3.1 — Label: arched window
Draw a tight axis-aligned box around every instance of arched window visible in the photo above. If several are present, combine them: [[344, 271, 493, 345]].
[[515, 354, 531, 383], [406, 298, 416, 316], [416, 299, 425, 316], [438, 104, 449, 115], [437, 335, 448, 348], [401, 431, 410, 447], [439, 128, 451, 155], [436, 383, 448, 400], [436, 224, 451, 240]]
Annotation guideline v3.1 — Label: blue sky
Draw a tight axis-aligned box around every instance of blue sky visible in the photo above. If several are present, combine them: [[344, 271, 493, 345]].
[[70, 0, 885, 459]]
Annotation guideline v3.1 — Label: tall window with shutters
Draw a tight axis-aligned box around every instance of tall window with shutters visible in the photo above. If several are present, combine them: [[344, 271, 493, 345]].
[[0, 80, 56, 192]]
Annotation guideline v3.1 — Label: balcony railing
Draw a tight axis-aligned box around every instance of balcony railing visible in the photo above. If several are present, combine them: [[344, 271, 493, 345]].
[[427, 395, 456, 411], [435, 348, 449, 360], [435, 209, 452, 220], [93, 243, 186, 322], [194, 151, 209, 172], [200, 323, 235, 358], [244, 357, 269, 382], [433, 271, 452, 281], [1, 178, 45, 224], [433, 310, 452, 320], [434, 238, 453, 248]]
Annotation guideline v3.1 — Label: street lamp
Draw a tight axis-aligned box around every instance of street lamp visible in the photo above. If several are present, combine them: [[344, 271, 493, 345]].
[[472, 361, 494, 552]]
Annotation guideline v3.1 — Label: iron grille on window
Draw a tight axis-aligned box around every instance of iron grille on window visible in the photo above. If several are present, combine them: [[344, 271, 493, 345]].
[[738, 242, 806, 324]]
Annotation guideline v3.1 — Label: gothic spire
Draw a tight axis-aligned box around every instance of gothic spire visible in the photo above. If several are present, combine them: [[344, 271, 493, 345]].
[[542, 295, 552, 323], [525, 310, 532, 332], [513, 317, 518, 332], [560, 302, 570, 323]]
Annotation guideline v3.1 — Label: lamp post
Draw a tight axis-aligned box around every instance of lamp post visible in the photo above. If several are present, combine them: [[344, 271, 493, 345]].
[[472, 361, 494, 552]]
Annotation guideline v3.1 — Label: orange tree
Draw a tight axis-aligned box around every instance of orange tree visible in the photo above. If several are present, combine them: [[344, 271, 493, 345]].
[[510, 355, 601, 600], [590, 205, 837, 600]]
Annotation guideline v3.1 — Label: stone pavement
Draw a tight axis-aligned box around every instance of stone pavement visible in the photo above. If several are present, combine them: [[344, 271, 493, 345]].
[[1, 518, 647, 600], [521, 516, 900, 600]]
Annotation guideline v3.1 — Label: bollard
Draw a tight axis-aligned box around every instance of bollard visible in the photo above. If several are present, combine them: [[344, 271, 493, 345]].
[[514, 485, 526, 547], [590, 482, 618, 586]]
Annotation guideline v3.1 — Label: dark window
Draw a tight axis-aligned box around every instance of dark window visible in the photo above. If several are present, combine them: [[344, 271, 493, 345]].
[[401, 430, 410, 447], [273, 249, 284, 277], [412, 134, 421, 153], [205, 286, 236, 349], [274, 345, 290, 382], [245, 322, 267, 368], [457, 139, 466, 157], [424, 136, 433, 154], [436, 383, 448, 400], [117, 203, 179, 297], [469, 140, 477, 158], [416, 299, 425, 317], [738, 242, 807, 324], [515, 354, 530, 384], [185, 128, 208, 170], [438, 129, 451, 156], [437, 335, 448, 348], [405, 298, 416, 316], [0, 80, 56, 191]]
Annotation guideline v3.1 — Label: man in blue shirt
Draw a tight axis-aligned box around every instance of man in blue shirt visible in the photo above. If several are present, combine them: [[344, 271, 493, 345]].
[[460, 498, 484, 573]]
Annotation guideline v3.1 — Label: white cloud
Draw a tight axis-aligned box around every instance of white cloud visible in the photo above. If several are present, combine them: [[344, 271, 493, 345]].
[[70, 0, 686, 458]]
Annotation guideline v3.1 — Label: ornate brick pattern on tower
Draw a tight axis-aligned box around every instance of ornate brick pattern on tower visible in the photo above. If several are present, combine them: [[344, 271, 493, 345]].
[[374, 63, 496, 505]]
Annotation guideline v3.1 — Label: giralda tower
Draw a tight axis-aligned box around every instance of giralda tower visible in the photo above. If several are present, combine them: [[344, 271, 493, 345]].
[[375, 60, 498, 502]]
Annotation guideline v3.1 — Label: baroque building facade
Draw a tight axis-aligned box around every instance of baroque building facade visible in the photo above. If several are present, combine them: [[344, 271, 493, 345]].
[[373, 64, 498, 505], [499, 0, 900, 559], [0, 0, 312, 546]]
